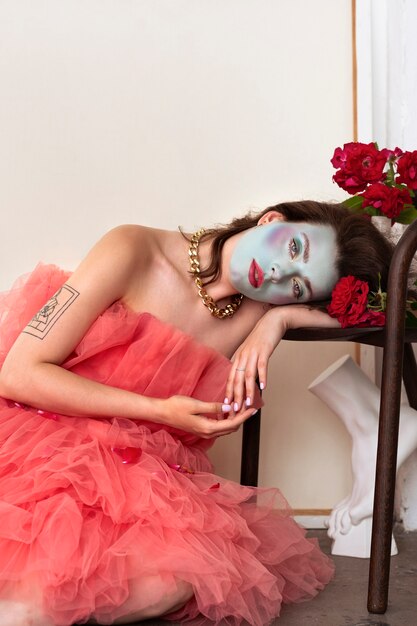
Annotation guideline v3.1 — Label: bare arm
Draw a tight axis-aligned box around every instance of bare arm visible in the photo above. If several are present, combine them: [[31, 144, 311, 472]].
[[0, 226, 152, 416], [0, 226, 255, 438], [225, 304, 341, 410]]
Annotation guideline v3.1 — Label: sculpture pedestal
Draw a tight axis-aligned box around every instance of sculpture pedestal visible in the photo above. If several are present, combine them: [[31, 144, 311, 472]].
[[309, 355, 400, 558], [331, 517, 398, 558]]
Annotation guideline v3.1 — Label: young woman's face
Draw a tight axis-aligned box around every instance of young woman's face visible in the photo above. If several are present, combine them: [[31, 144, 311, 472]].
[[229, 220, 339, 304]]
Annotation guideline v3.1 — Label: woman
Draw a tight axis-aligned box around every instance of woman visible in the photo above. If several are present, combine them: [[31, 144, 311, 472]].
[[0, 201, 392, 626]]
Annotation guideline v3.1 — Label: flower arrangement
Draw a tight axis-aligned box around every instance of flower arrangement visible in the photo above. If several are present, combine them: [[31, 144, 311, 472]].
[[327, 275, 387, 328], [331, 142, 417, 223], [327, 141, 417, 328], [327, 273, 417, 329]]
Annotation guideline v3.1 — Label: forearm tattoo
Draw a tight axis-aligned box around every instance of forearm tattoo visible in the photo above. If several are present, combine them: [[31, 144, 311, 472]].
[[23, 284, 80, 340]]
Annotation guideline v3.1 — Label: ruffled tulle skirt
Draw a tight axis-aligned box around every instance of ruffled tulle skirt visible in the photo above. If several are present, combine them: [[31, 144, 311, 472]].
[[0, 265, 334, 625]]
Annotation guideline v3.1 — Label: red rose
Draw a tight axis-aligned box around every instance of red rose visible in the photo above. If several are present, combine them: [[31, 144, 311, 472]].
[[333, 169, 368, 195], [327, 276, 369, 328], [331, 142, 388, 193], [361, 183, 412, 219], [397, 150, 417, 190], [381, 146, 403, 160], [330, 146, 349, 169], [357, 310, 386, 327]]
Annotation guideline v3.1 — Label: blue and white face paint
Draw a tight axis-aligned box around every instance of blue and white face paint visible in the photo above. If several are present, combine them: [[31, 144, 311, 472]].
[[229, 219, 339, 305]]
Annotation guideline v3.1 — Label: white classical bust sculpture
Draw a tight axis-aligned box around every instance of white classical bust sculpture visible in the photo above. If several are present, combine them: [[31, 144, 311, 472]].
[[309, 355, 417, 558]]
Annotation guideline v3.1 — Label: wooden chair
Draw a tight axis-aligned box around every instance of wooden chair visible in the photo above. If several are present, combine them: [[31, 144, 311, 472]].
[[240, 217, 417, 614]]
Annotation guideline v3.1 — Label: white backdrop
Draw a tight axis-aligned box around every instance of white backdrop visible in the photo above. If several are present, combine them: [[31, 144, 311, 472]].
[[356, 0, 417, 530], [0, 0, 355, 511]]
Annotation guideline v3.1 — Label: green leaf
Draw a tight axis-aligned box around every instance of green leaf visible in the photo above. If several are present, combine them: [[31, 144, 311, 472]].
[[411, 301, 417, 311], [342, 196, 364, 212], [395, 206, 417, 224], [386, 167, 395, 185]]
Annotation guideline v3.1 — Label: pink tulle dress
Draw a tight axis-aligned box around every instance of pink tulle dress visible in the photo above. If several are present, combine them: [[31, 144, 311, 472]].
[[0, 264, 334, 626]]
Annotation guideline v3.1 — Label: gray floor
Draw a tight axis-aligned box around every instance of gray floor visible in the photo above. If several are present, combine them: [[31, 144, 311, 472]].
[[139, 526, 417, 626]]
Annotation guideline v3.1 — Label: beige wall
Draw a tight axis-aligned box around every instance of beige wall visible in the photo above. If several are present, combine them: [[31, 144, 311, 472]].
[[0, 0, 354, 509]]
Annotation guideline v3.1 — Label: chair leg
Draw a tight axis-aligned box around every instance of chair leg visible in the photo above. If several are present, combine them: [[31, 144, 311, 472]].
[[240, 409, 261, 486], [402, 343, 417, 410], [367, 341, 404, 613]]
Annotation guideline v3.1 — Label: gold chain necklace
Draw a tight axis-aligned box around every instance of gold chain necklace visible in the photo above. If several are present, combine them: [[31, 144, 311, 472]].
[[189, 228, 244, 319]]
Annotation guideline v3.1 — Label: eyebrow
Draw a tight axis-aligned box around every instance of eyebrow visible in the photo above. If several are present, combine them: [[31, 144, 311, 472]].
[[302, 232, 310, 263]]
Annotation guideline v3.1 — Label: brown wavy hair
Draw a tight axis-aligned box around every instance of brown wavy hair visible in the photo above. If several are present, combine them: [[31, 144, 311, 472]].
[[194, 200, 393, 295]]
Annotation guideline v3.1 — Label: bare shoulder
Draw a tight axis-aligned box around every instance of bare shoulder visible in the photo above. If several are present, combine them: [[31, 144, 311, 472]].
[[81, 224, 162, 280], [94, 224, 156, 261], [50, 224, 163, 315]]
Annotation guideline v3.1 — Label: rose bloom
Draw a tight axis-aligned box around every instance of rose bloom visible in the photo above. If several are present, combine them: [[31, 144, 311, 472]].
[[327, 276, 386, 328], [327, 275, 369, 327], [356, 310, 386, 327], [381, 146, 403, 160], [331, 145, 350, 169], [361, 182, 412, 219], [331, 142, 388, 193], [333, 169, 368, 195], [397, 150, 417, 190]]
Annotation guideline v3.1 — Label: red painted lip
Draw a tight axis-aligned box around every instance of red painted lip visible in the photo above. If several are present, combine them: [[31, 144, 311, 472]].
[[249, 259, 264, 288]]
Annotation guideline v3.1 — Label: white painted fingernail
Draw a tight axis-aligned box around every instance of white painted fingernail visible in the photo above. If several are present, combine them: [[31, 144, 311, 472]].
[[245, 397, 251, 407], [233, 402, 239, 412], [260, 382, 265, 390], [222, 404, 232, 412], [251, 409, 258, 416], [223, 397, 229, 404]]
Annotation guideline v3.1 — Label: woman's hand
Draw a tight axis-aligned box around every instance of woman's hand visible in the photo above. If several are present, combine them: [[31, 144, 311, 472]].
[[225, 307, 289, 412], [225, 304, 341, 410], [159, 395, 257, 439]]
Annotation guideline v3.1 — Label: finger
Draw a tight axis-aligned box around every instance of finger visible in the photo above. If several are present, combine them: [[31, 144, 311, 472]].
[[257, 353, 268, 392], [225, 365, 237, 409], [232, 366, 247, 413], [192, 400, 232, 417], [209, 407, 258, 436], [226, 356, 247, 411], [243, 351, 259, 408], [234, 350, 259, 410], [216, 428, 242, 438]]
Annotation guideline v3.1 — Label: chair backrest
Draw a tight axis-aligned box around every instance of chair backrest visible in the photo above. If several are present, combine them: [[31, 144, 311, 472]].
[[385, 218, 417, 337]]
